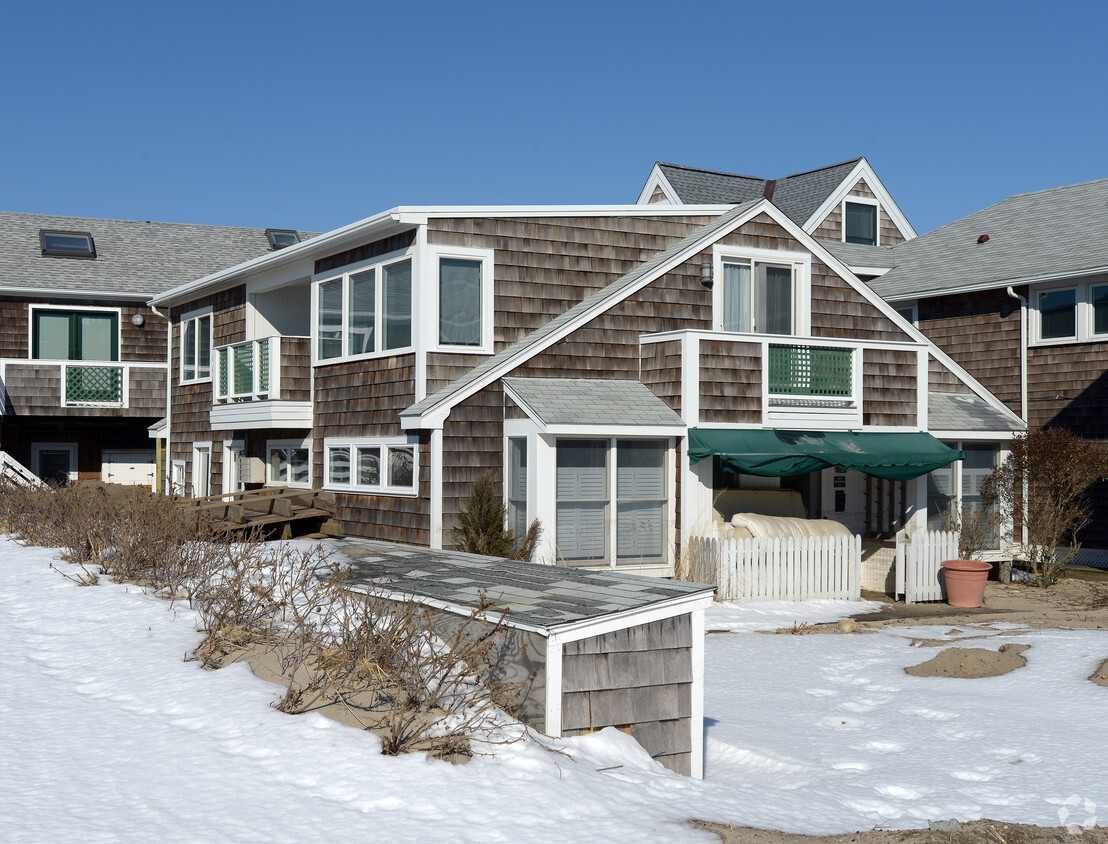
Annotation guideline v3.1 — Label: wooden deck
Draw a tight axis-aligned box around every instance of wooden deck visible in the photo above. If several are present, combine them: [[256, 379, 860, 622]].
[[178, 487, 342, 539]]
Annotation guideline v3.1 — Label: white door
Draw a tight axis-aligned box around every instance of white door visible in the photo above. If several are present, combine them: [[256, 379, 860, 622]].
[[101, 450, 156, 486]]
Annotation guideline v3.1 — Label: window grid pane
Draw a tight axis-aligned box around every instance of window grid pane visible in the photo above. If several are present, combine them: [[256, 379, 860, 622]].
[[388, 446, 414, 488], [383, 260, 412, 350], [1093, 285, 1108, 335], [845, 202, 877, 245], [328, 447, 351, 485], [439, 258, 482, 346], [347, 269, 375, 356], [1040, 289, 1076, 339], [317, 278, 343, 359], [357, 447, 381, 486]]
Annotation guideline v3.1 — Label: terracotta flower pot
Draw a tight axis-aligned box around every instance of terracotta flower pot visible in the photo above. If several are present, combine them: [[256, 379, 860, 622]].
[[941, 559, 992, 608]]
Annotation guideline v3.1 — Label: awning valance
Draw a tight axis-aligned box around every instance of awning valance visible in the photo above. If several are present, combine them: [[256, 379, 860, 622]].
[[688, 429, 965, 481]]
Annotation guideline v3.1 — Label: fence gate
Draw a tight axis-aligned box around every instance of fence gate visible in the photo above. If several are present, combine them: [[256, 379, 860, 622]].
[[895, 529, 959, 603]]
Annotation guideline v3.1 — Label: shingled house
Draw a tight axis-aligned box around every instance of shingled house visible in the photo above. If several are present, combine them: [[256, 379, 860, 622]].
[[0, 212, 309, 486], [150, 158, 1022, 574], [829, 177, 1108, 564]]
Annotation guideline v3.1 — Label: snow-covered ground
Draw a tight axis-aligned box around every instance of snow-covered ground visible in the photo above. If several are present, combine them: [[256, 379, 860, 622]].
[[2, 536, 1106, 842]]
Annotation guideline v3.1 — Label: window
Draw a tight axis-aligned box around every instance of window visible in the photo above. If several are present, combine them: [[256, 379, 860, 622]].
[[1039, 288, 1076, 340], [894, 302, 918, 326], [1093, 285, 1108, 335], [315, 257, 412, 362], [844, 201, 878, 245], [40, 229, 95, 258], [507, 437, 528, 537], [555, 438, 668, 567], [439, 258, 482, 346], [324, 437, 417, 495], [267, 440, 310, 488], [265, 229, 300, 249], [927, 442, 1000, 549], [31, 308, 119, 361], [192, 444, 211, 498], [1030, 281, 1108, 344], [720, 260, 795, 334], [180, 313, 212, 382]]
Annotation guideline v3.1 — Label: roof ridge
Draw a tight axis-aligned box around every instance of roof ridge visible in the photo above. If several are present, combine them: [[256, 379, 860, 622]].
[[656, 162, 765, 182], [0, 209, 314, 234], [777, 157, 862, 181], [1004, 175, 1108, 201]]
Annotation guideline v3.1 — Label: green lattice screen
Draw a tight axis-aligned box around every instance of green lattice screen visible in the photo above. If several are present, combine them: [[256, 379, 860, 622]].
[[767, 344, 853, 397], [233, 344, 254, 395], [218, 348, 229, 398], [258, 340, 270, 393], [66, 365, 123, 403]]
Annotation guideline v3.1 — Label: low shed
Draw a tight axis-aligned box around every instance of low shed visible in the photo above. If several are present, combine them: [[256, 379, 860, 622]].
[[332, 538, 716, 777]]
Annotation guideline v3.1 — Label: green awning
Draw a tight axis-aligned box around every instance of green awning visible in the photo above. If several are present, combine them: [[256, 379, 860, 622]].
[[688, 428, 965, 482]]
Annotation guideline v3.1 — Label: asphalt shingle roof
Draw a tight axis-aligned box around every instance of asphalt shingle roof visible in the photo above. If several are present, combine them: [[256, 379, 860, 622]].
[[868, 177, 1108, 301], [928, 392, 1023, 432], [0, 211, 315, 298], [503, 377, 685, 427], [657, 158, 863, 227], [331, 538, 713, 630], [402, 201, 761, 421], [816, 239, 898, 271]]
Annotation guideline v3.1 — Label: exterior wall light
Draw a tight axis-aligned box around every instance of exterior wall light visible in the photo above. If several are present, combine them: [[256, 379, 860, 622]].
[[700, 262, 713, 290]]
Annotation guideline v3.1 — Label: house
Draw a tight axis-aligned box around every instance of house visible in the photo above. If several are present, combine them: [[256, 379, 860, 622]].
[[838, 177, 1108, 563], [0, 212, 311, 486], [150, 158, 1023, 578]]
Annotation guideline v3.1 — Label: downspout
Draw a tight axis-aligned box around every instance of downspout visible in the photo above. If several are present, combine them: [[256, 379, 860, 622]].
[[1006, 287, 1028, 422], [150, 304, 171, 495]]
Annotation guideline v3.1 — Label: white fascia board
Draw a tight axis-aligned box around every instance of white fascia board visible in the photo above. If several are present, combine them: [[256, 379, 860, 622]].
[[209, 400, 313, 430], [931, 429, 1022, 440], [545, 592, 716, 644], [541, 423, 685, 437], [0, 287, 153, 301], [801, 158, 918, 240], [410, 203, 729, 220], [850, 266, 891, 277], [400, 201, 774, 428], [640, 328, 926, 351], [635, 164, 681, 205], [885, 264, 1108, 302]]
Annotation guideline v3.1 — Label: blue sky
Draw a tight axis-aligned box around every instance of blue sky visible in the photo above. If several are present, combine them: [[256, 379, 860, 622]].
[[4, 1, 1104, 236]]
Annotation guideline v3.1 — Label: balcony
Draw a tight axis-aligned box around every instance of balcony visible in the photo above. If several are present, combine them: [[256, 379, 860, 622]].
[[0, 360, 166, 417], [65, 364, 125, 406], [210, 336, 311, 430], [639, 330, 926, 430]]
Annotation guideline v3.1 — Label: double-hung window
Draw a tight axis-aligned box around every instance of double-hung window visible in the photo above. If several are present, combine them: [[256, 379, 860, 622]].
[[31, 308, 119, 361], [180, 313, 212, 382], [555, 438, 668, 567], [315, 256, 412, 362], [324, 437, 417, 495]]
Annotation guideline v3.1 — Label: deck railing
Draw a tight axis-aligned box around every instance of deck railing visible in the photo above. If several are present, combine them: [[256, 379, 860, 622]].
[[215, 338, 276, 403], [63, 364, 125, 406], [767, 344, 853, 399]]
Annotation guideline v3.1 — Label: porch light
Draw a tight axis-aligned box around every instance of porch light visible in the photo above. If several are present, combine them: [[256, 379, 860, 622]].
[[700, 262, 713, 290]]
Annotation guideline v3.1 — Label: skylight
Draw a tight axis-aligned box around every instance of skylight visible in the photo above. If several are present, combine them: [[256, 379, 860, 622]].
[[40, 230, 96, 259], [266, 229, 300, 249]]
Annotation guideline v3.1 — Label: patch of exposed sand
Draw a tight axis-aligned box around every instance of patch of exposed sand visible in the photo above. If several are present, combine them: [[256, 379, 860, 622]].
[[904, 643, 1030, 678], [1089, 657, 1108, 688], [691, 818, 1108, 843]]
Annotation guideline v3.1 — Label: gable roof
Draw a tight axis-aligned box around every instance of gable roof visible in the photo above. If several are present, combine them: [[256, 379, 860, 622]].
[[503, 378, 685, 428], [868, 177, 1108, 301], [928, 392, 1023, 433], [0, 211, 314, 299], [817, 239, 898, 272], [770, 159, 864, 227]]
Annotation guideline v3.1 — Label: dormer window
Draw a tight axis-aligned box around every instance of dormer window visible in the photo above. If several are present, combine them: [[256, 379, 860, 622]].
[[844, 201, 878, 245], [40, 230, 96, 259], [266, 229, 300, 249]]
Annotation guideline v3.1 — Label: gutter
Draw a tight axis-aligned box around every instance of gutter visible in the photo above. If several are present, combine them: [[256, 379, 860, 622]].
[[149, 303, 172, 494], [1006, 286, 1028, 422]]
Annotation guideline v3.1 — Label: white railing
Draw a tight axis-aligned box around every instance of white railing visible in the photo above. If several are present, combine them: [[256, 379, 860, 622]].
[[895, 529, 959, 604], [0, 451, 44, 488], [687, 534, 862, 602], [214, 337, 278, 403]]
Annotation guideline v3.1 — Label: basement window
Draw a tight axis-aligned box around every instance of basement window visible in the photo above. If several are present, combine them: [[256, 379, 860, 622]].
[[266, 229, 300, 249], [40, 230, 96, 259]]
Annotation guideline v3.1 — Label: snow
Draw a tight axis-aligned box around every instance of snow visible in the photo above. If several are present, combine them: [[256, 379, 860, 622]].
[[3, 536, 1106, 841]]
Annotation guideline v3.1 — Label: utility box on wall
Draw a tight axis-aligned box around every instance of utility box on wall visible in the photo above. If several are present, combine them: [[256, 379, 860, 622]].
[[237, 455, 265, 484]]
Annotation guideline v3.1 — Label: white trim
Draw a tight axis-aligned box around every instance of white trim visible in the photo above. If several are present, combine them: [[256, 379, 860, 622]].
[[1, 286, 152, 301], [712, 244, 812, 335], [841, 196, 881, 246], [222, 439, 245, 495], [209, 400, 311, 430], [430, 428, 443, 549], [30, 442, 77, 482], [179, 308, 213, 384], [801, 159, 918, 240], [265, 437, 312, 489], [28, 303, 122, 362], [428, 244, 495, 354], [322, 435, 419, 496], [884, 264, 1108, 303], [191, 441, 212, 498], [1027, 278, 1108, 346], [544, 636, 563, 736], [689, 606, 705, 779], [635, 164, 681, 205]]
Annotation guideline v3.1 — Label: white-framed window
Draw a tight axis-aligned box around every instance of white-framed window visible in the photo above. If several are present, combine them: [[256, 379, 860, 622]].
[[713, 245, 810, 336], [323, 436, 417, 495], [1031, 280, 1108, 344], [180, 310, 212, 382], [314, 253, 413, 364], [844, 199, 879, 246], [30, 305, 120, 361], [555, 438, 669, 567], [506, 436, 528, 537], [191, 442, 212, 498], [31, 442, 77, 484], [430, 245, 494, 352], [926, 441, 1000, 546], [893, 301, 918, 326], [266, 438, 311, 488]]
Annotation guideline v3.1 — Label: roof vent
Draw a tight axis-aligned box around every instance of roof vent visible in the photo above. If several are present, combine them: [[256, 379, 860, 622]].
[[40, 230, 96, 259], [266, 229, 300, 249], [977, 234, 990, 244]]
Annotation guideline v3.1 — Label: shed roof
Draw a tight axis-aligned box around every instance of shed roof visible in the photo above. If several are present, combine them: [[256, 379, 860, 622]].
[[816, 239, 898, 271], [928, 392, 1024, 433], [331, 539, 714, 632], [868, 177, 1108, 300], [0, 211, 314, 298], [503, 378, 684, 427]]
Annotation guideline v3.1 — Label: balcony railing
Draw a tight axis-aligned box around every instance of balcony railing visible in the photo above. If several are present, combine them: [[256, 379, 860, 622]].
[[64, 364, 125, 406], [215, 338, 275, 403], [767, 344, 853, 400]]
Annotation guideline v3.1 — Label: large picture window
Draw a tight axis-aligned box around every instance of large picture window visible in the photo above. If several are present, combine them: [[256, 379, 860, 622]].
[[180, 313, 212, 382], [315, 257, 412, 362], [31, 308, 119, 361], [324, 437, 417, 495], [555, 438, 668, 567]]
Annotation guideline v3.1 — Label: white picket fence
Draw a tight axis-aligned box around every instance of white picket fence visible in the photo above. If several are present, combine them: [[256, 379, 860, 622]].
[[687, 535, 862, 602], [895, 529, 959, 604]]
